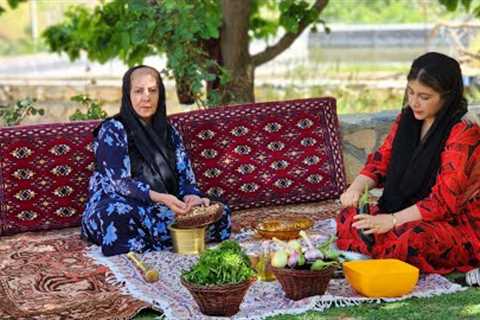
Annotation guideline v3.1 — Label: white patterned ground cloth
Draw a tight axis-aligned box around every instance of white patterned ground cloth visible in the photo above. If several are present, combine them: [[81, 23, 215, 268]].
[[87, 219, 466, 320]]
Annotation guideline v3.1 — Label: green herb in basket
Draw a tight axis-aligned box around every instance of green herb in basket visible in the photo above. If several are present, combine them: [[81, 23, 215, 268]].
[[182, 240, 255, 286]]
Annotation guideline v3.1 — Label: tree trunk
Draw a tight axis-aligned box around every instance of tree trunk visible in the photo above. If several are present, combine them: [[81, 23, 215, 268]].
[[220, 0, 254, 104], [175, 37, 224, 106], [174, 73, 196, 105], [202, 37, 223, 101]]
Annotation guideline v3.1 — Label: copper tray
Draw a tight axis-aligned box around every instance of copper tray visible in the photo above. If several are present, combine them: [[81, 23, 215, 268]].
[[254, 216, 314, 240]]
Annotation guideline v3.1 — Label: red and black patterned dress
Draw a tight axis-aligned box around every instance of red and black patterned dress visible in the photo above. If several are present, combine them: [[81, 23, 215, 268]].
[[336, 116, 480, 274]]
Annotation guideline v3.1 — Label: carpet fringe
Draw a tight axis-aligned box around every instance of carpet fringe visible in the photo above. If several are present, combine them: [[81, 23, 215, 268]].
[[313, 296, 379, 312]]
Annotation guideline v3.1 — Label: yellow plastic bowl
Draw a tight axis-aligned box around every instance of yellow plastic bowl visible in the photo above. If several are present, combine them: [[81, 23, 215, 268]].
[[343, 259, 419, 297]]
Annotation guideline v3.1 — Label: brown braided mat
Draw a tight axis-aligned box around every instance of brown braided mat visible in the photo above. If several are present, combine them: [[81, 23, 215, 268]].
[[0, 228, 147, 320]]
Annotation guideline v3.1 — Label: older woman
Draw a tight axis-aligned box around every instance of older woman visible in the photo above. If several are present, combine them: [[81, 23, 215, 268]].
[[81, 65, 231, 256], [337, 52, 480, 276]]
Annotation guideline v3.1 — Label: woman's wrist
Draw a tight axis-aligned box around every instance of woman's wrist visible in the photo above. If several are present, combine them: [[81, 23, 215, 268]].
[[149, 190, 166, 204], [347, 183, 363, 194], [149, 190, 155, 201], [348, 175, 376, 194], [391, 214, 398, 228], [393, 205, 422, 227]]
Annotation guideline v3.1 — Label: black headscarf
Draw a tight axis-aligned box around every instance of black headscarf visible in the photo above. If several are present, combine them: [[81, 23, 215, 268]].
[[95, 65, 179, 195], [378, 52, 468, 213]]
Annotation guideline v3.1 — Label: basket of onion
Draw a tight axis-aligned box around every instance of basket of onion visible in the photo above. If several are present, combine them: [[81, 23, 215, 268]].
[[270, 231, 341, 300]]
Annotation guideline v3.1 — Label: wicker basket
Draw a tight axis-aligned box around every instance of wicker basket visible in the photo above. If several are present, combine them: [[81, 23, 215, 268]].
[[175, 202, 224, 228], [181, 277, 255, 316], [272, 265, 334, 300]]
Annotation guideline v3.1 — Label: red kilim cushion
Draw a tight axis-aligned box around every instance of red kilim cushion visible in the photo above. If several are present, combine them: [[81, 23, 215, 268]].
[[170, 97, 346, 210], [0, 98, 345, 235], [0, 121, 99, 236]]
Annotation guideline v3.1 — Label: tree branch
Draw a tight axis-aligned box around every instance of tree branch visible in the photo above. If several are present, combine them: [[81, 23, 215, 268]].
[[251, 0, 328, 67], [446, 28, 480, 60], [432, 20, 480, 62]]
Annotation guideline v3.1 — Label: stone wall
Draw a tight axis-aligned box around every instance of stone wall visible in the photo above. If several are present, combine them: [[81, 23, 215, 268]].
[[340, 106, 480, 184], [0, 83, 183, 123]]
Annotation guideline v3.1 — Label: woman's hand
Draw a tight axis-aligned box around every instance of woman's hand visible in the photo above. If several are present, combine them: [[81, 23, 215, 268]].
[[340, 189, 362, 208], [150, 191, 190, 215], [340, 175, 376, 208], [183, 194, 210, 207], [352, 214, 396, 234]]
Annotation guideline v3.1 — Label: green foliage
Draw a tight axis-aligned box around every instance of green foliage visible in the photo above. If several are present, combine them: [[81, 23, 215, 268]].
[[279, 0, 321, 33], [42, 0, 329, 106], [0, 38, 48, 56], [250, 0, 325, 39], [322, 0, 456, 24], [439, 0, 480, 15], [43, 0, 224, 107], [440, 0, 470, 11], [250, 0, 279, 39], [0, 0, 28, 15], [257, 83, 404, 114], [0, 98, 44, 126], [465, 85, 480, 103], [69, 94, 108, 121], [182, 240, 255, 286]]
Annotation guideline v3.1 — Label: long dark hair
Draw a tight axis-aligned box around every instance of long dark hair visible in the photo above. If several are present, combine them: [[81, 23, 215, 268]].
[[406, 53, 467, 115], [378, 52, 468, 213]]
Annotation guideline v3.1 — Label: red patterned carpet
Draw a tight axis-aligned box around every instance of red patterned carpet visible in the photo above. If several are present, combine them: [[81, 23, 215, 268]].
[[0, 200, 340, 319], [0, 228, 148, 320]]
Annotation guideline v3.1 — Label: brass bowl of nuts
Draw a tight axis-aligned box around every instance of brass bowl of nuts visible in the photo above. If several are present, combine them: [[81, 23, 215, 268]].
[[174, 201, 224, 229]]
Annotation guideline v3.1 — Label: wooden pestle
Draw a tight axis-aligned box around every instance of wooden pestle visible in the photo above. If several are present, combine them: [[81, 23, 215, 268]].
[[126, 252, 159, 283]]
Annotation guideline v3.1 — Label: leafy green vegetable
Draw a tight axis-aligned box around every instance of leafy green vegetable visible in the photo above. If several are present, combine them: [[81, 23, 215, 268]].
[[359, 185, 370, 208], [182, 240, 255, 286], [317, 235, 343, 261], [310, 259, 338, 271]]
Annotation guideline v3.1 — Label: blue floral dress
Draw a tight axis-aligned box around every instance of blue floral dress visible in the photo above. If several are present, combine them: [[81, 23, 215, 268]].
[[81, 119, 231, 256]]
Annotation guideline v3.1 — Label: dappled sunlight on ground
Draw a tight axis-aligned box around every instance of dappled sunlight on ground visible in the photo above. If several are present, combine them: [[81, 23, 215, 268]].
[[461, 303, 480, 317]]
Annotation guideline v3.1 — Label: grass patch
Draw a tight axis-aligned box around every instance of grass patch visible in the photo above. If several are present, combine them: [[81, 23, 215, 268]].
[[269, 288, 480, 320], [133, 288, 479, 319], [256, 84, 404, 114]]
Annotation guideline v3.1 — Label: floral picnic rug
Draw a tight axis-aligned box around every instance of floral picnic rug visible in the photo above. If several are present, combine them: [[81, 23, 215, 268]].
[[0, 228, 147, 320], [87, 219, 466, 320]]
